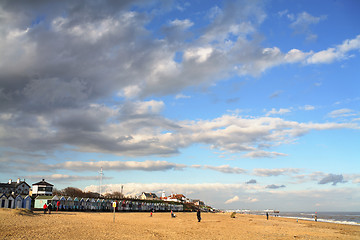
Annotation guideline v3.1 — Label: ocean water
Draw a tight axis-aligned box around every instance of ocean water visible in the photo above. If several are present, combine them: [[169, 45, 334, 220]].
[[277, 212, 360, 226], [230, 210, 360, 226]]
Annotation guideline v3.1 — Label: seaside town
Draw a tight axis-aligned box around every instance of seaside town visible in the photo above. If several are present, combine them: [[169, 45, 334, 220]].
[[0, 178, 213, 213]]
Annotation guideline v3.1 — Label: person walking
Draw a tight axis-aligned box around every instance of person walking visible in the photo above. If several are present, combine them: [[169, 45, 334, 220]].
[[197, 209, 201, 222]]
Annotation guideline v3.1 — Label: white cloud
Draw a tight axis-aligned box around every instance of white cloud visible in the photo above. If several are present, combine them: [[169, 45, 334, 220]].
[[175, 93, 191, 99], [266, 108, 291, 116], [225, 195, 239, 204], [253, 168, 301, 177], [201, 165, 247, 174], [243, 151, 287, 159], [307, 35, 360, 64], [184, 47, 214, 63], [169, 19, 193, 29], [328, 108, 356, 118], [299, 105, 315, 111]]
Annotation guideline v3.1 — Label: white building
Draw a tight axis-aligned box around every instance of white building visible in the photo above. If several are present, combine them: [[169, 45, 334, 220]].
[[32, 179, 53, 196]]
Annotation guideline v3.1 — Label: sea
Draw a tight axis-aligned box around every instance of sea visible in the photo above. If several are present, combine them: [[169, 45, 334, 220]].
[[278, 212, 360, 226], [229, 210, 360, 226]]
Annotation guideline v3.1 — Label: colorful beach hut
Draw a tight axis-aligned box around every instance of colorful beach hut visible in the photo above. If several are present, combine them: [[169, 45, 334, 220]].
[[66, 197, 74, 210], [59, 196, 66, 210], [23, 195, 32, 210], [73, 197, 79, 210], [15, 195, 23, 209]]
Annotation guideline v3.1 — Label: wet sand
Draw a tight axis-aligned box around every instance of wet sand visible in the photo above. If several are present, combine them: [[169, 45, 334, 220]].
[[1, 208, 359, 239]]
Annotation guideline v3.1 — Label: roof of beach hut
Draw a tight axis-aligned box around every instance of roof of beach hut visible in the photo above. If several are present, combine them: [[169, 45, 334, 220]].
[[35, 195, 54, 200], [15, 195, 23, 200], [60, 196, 66, 200], [0, 193, 7, 199], [67, 196, 73, 201], [80, 198, 85, 202], [51, 195, 59, 200], [73, 197, 79, 201]]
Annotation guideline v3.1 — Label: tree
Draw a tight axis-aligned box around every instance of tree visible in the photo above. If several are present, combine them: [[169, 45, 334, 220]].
[[63, 187, 84, 198]]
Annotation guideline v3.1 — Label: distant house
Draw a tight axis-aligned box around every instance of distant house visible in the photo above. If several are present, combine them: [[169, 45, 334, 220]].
[[192, 199, 205, 206], [32, 179, 53, 196], [162, 193, 189, 203], [0, 178, 30, 195], [139, 192, 158, 200]]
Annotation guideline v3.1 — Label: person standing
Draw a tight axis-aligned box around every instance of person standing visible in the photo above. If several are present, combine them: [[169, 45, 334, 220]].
[[48, 203, 52, 214], [266, 212, 269, 220], [43, 203, 47, 214], [197, 209, 201, 222]]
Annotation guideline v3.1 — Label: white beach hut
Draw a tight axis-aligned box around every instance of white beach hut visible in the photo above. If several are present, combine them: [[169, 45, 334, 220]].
[[0, 193, 7, 208], [66, 197, 74, 210], [7, 195, 15, 209]]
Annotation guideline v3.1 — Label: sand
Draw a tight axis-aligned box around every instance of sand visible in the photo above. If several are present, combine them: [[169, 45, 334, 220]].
[[1, 209, 359, 239]]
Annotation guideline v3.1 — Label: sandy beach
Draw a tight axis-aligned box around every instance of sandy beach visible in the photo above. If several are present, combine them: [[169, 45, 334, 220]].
[[1, 209, 359, 240]]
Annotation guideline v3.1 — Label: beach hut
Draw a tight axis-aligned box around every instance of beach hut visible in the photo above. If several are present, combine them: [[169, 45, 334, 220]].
[[66, 197, 74, 210], [7, 195, 15, 209], [79, 198, 85, 210], [0, 193, 7, 208], [15, 195, 23, 209], [59, 196, 66, 210], [99, 199, 105, 211], [73, 197, 79, 210], [34, 195, 53, 209], [96, 199, 101, 210], [107, 199, 112, 211], [50, 195, 59, 210], [23, 195, 32, 210], [85, 198, 90, 210]]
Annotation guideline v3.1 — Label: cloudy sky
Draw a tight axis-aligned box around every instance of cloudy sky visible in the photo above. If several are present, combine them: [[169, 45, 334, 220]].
[[1, 0, 359, 211]]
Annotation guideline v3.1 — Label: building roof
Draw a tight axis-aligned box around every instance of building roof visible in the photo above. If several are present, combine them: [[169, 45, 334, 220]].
[[32, 179, 54, 186], [35, 195, 56, 200], [0, 180, 31, 189], [142, 192, 158, 198]]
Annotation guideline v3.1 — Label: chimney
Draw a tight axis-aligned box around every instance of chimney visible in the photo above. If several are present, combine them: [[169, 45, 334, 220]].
[[17, 178, 20, 183], [8, 179, 12, 184]]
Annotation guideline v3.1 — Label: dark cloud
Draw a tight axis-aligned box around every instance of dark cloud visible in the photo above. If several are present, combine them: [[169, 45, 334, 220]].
[[318, 174, 346, 186], [246, 179, 257, 184], [266, 184, 285, 189]]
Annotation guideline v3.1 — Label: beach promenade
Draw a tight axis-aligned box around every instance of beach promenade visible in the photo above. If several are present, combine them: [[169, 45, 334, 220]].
[[1, 208, 359, 239]]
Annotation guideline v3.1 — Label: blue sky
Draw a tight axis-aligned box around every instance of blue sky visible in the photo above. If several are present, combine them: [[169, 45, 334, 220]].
[[0, 0, 359, 211]]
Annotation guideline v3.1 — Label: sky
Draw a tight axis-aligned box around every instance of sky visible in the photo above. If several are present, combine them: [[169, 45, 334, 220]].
[[0, 0, 359, 211]]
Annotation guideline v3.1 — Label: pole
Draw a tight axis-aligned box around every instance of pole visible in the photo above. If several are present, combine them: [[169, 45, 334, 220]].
[[113, 201, 116, 222], [113, 205, 115, 222], [99, 167, 103, 196]]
